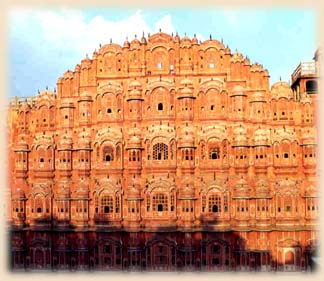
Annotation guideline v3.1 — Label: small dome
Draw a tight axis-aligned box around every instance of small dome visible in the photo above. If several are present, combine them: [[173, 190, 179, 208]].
[[127, 187, 141, 199], [251, 91, 266, 102], [123, 38, 130, 48], [129, 79, 142, 88], [127, 135, 142, 149], [180, 78, 193, 86], [77, 132, 91, 148], [230, 85, 246, 97], [56, 184, 70, 198], [180, 35, 191, 45], [253, 127, 269, 146], [250, 62, 263, 72], [15, 138, 29, 151], [179, 130, 195, 148], [13, 188, 25, 199], [191, 34, 198, 45], [130, 37, 140, 47], [301, 127, 317, 145], [174, 32, 180, 43], [255, 181, 270, 198], [58, 135, 73, 150], [75, 182, 89, 199], [79, 91, 93, 102], [231, 51, 244, 63], [271, 81, 293, 100], [180, 186, 195, 198], [233, 125, 248, 146], [233, 178, 249, 197], [179, 87, 193, 96], [141, 33, 147, 44], [81, 56, 91, 67]]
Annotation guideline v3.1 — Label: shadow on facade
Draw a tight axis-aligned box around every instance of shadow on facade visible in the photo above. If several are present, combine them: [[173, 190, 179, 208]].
[[9, 215, 318, 272]]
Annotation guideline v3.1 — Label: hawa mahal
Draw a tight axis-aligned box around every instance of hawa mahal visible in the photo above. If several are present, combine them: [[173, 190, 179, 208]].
[[8, 32, 319, 271]]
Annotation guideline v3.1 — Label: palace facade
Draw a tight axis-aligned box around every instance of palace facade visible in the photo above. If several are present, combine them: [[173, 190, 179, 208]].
[[8, 32, 319, 271]]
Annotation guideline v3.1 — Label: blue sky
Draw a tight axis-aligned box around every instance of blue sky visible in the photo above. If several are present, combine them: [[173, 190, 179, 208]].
[[9, 8, 316, 98]]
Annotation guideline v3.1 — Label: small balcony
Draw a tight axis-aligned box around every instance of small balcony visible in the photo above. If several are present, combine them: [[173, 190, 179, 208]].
[[291, 62, 317, 85]]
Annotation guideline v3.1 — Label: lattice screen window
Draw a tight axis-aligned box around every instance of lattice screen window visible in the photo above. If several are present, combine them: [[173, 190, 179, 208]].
[[284, 196, 292, 212], [170, 194, 175, 211], [152, 193, 168, 212], [35, 196, 43, 213], [209, 146, 220, 160], [147, 195, 150, 211], [222, 141, 227, 159], [223, 195, 228, 212], [103, 146, 114, 162], [101, 196, 113, 213], [153, 143, 168, 160], [208, 194, 221, 213], [201, 144, 206, 159], [282, 142, 290, 159], [115, 196, 120, 213], [95, 197, 99, 213], [116, 145, 121, 160], [202, 195, 206, 212]]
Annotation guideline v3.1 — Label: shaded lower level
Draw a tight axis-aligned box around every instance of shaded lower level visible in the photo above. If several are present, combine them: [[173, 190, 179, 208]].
[[10, 230, 318, 272]]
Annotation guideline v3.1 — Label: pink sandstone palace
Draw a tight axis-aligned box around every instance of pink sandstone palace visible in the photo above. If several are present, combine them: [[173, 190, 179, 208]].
[[8, 32, 319, 271]]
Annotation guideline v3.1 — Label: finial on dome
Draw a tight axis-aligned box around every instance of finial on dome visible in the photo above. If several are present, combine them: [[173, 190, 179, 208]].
[[280, 76, 282, 81], [171, 32, 173, 36], [221, 38, 223, 43], [159, 28, 161, 32], [194, 33, 196, 38], [86, 53, 88, 58], [110, 38, 112, 44], [210, 34, 212, 40], [135, 34, 137, 38], [46, 86, 48, 90], [99, 43, 102, 48], [185, 32, 186, 36]]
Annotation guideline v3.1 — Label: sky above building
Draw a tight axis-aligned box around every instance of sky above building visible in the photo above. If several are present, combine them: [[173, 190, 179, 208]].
[[8, 8, 316, 98]]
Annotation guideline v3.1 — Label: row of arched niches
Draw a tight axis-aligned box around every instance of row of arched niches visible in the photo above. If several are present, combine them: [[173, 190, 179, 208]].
[[12, 121, 317, 172], [13, 79, 315, 132]]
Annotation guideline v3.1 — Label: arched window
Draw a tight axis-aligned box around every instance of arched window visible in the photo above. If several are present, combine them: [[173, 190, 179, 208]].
[[285, 251, 295, 265], [209, 146, 220, 160], [209, 194, 221, 213], [152, 193, 168, 212], [103, 146, 114, 162], [101, 196, 113, 213], [213, 244, 221, 254], [34, 195, 43, 214], [153, 143, 168, 160], [158, 103, 163, 111]]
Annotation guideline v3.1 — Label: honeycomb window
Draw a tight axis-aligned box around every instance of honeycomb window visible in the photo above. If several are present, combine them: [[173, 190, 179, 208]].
[[152, 193, 168, 212], [103, 146, 114, 162], [208, 195, 221, 213], [101, 196, 113, 213], [153, 143, 168, 160], [209, 147, 220, 160]]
